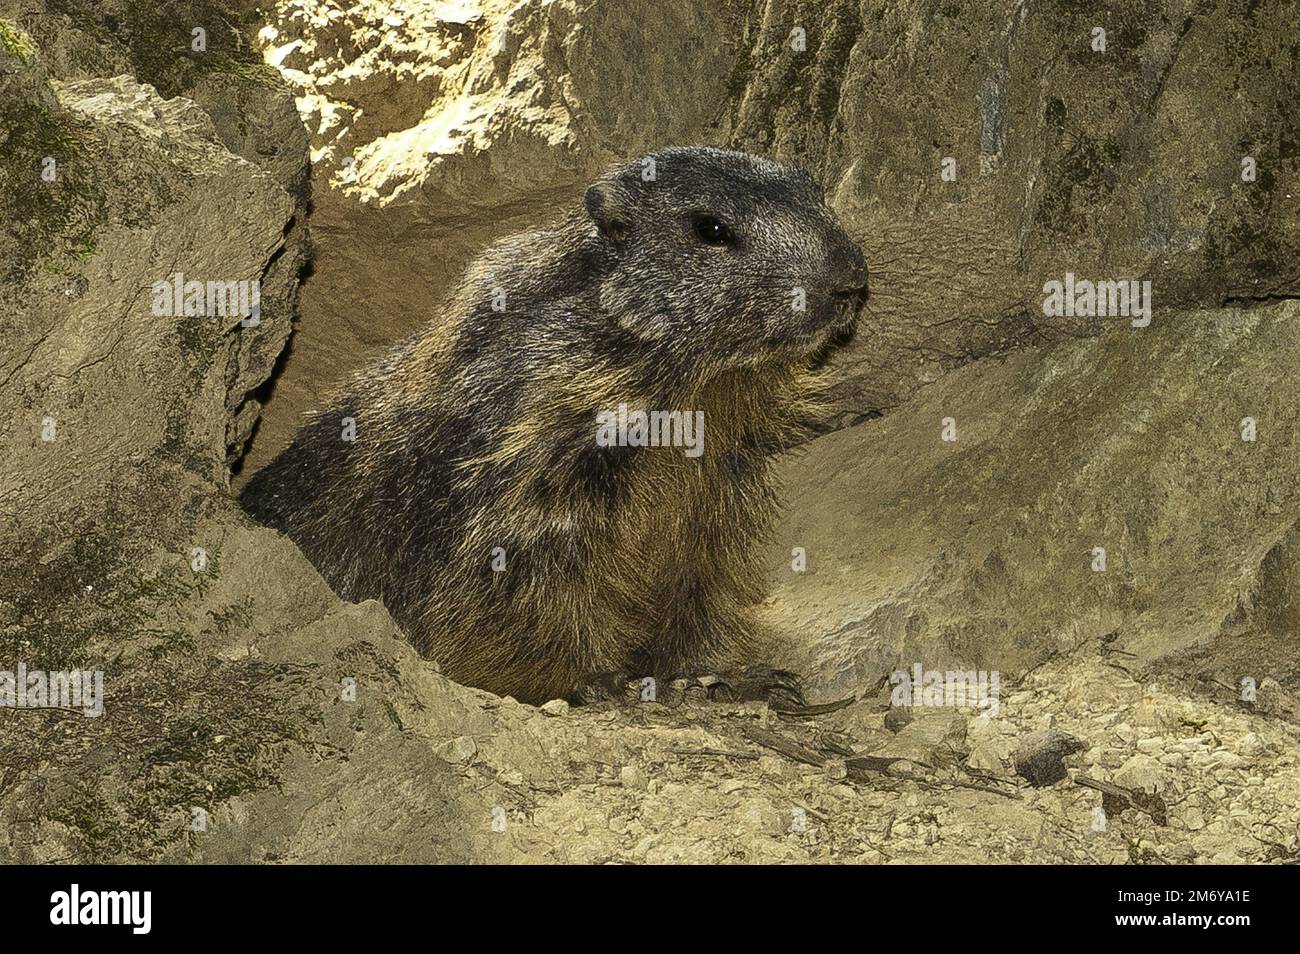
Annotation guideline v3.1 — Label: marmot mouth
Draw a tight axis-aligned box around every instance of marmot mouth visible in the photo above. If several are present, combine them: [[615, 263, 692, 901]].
[[807, 322, 856, 370], [761, 300, 860, 368]]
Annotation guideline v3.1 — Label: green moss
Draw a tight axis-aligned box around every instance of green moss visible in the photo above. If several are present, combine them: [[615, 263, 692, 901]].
[[1032, 134, 1122, 237], [206, 595, 254, 638], [157, 401, 217, 479], [0, 19, 35, 62], [22, 657, 334, 862], [0, 93, 107, 285], [44, 0, 279, 99], [0, 514, 344, 862], [213, 56, 288, 91], [0, 520, 214, 669]]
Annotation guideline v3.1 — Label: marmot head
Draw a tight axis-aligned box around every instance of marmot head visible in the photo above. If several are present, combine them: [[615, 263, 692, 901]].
[[584, 146, 867, 375]]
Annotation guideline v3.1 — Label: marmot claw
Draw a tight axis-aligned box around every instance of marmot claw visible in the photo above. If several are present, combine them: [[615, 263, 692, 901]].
[[687, 665, 807, 710]]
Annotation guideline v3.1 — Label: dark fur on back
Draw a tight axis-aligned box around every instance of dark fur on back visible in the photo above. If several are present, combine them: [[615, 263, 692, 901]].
[[240, 147, 867, 703]]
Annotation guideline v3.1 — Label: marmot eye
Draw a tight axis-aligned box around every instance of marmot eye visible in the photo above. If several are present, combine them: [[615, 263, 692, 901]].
[[691, 214, 735, 246]]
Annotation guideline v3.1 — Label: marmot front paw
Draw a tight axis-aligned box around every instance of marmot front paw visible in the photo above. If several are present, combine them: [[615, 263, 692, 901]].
[[684, 665, 807, 710]]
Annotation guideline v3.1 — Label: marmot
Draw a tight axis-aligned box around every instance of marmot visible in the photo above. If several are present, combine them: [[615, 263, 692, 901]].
[[240, 146, 867, 705]]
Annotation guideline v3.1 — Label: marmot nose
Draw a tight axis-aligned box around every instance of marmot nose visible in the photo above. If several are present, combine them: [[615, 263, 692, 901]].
[[832, 245, 869, 301]]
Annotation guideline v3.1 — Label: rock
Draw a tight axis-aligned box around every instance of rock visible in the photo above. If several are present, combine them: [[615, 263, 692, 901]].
[[967, 740, 1013, 775], [736, 797, 785, 837], [619, 765, 647, 791], [965, 716, 1016, 774], [1113, 755, 1167, 795], [1239, 734, 1267, 759], [1211, 751, 1247, 770], [884, 706, 914, 733], [0, 0, 311, 467], [1014, 730, 1086, 787], [539, 699, 570, 717], [1253, 678, 1300, 721], [0, 18, 519, 858], [1133, 695, 1174, 729], [1136, 737, 1164, 755], [824, 758, 848, 781], [762, 302, 1300, 700], [1165, 843, 1199, 863], [637, 797, 676, 832], [437, 736, 478, 764], [877, 711, 968, 767]]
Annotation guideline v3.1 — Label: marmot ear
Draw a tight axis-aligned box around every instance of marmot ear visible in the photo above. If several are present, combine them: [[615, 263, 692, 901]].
[[584, 182, 629, 243]]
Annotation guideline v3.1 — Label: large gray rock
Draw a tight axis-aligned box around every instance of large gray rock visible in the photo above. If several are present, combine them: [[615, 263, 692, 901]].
[[759, 301, 1300, 698], [0, 0, 312, 462], [0, 69, 289, 533]]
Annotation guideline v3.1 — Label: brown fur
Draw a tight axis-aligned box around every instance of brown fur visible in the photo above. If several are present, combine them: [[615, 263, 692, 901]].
[[240, 147, 866, 703]]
